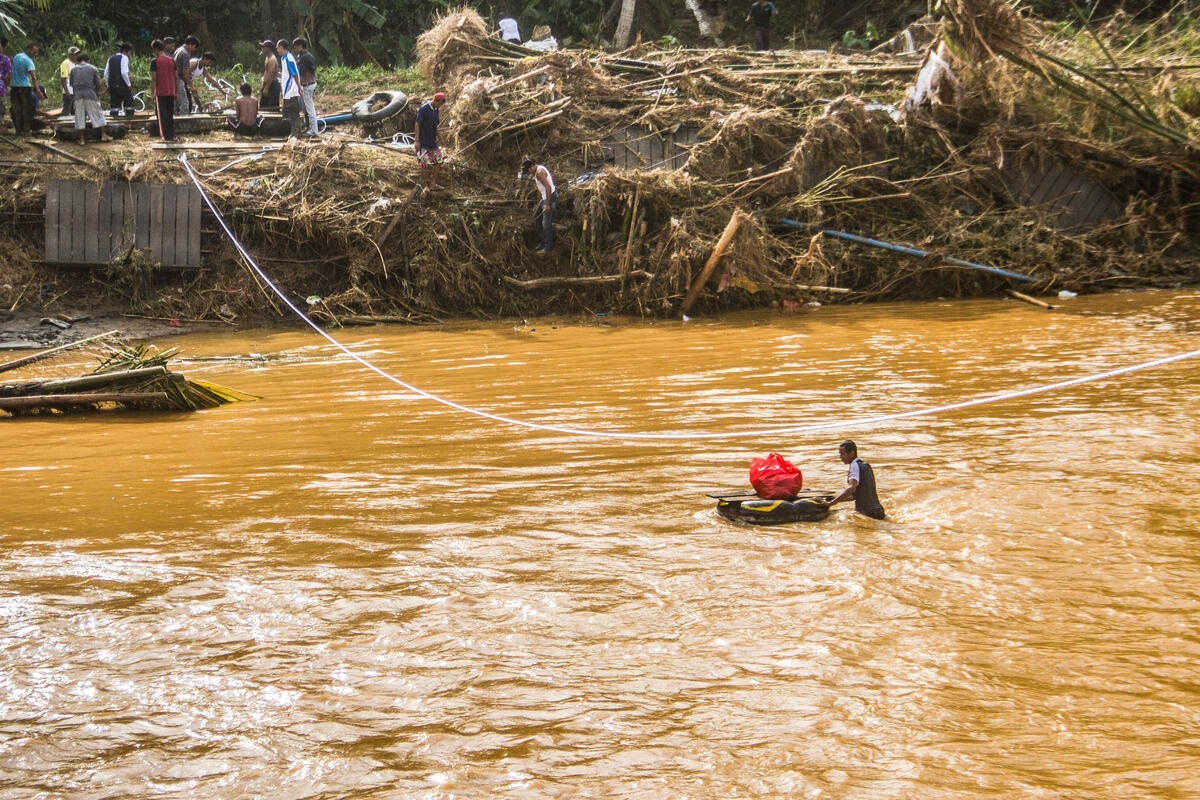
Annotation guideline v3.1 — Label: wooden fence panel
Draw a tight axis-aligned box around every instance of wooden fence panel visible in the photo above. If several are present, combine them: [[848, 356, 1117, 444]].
[[45, 180, 202, 266]]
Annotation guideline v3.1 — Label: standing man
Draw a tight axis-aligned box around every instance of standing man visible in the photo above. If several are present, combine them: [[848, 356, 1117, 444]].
[[151, 39, 177, 141], [0, 38, 12, 132], [520, 157, 557, 253], [174, 35, 198, 115], [819, 441, 886, 519], [745, 0, 779, 51], [276, 39, 301, 138], [414, 91, 446, 194], [69, 53, 109, 144], [258, 39, 280, 110], [104, 42, 134, 119], [9, 42, 43, 137], [59, 45, 79, 117], [293, 37, 318, 137]]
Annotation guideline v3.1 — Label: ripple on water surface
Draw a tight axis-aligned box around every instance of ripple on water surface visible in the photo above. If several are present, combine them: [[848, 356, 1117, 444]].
[[3, 292, 1200, 799]]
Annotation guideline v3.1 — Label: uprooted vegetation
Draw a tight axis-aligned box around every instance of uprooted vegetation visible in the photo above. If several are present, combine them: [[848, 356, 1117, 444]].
[[0, 0, 1197, 325]]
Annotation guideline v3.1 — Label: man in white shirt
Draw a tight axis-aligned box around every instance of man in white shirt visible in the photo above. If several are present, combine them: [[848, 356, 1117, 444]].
[[520, 157, 557, 253], [497, 11, 521, 44], [276, 39, 301, 138], [104, 42, 134, 118]]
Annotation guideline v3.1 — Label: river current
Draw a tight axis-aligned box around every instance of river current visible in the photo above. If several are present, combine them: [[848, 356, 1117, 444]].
[[3, 291, 1199, 798]]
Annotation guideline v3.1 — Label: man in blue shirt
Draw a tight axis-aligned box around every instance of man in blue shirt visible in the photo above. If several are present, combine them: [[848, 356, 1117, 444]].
[[745, 0, 779, 51], [414, 91, 447, 194], [10, 42, 44, 137]]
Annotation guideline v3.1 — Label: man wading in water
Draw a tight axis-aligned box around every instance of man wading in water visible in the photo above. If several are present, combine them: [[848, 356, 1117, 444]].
[[819, 440, 886, 519]]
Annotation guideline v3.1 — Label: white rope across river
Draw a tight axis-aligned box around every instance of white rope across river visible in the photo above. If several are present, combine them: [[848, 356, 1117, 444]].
[[179, 155, 1200, 442]]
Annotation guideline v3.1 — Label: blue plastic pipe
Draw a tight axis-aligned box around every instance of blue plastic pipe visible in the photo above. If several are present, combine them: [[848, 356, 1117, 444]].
[[319, 113, 354, 125], [778, 218, 1038, 283]]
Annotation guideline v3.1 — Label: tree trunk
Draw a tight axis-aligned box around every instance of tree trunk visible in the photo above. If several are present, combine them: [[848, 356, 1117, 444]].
[[615, 0, 638, 49]]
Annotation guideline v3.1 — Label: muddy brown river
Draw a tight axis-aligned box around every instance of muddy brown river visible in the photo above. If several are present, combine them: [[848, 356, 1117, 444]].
[[4, 291, 1199, 798]]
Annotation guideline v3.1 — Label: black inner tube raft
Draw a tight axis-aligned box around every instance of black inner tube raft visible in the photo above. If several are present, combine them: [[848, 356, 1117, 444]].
[[351, 90, 407, 123], [715, 496, 831, 524]]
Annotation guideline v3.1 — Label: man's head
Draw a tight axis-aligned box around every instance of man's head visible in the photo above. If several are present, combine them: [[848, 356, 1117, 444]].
[[151, 39, 163, 54], [76, 52, 89, 64], [184, 35, 199, 52], [432, 91, 446, 108], [201, 51, 215, 67], [520, 156, 535, 176], [275, 39, 289, 56], [239, 82, 252, 96], [163, 37, 176, 53], [837, 440, 857, 464], [67, 45, 80, 62], [258, 39, 274, 53], [25, 42, 37, 56], [120, 42, 133, 55], [292, 37, 307, 52]]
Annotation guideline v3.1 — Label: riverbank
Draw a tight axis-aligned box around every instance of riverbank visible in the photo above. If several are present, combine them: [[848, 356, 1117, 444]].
[[1, 3, 1196, 329]]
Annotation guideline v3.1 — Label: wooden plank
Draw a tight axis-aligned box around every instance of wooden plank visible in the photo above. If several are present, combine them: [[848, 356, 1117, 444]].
[[92, 182, 110, 264], [149, 183, 165, 265], [118, 183, 135, 253], [107, 183, 124, 258], [57, 180, 73, 263], [44, 180, 61, 263], [187, 186, 201, 267], [173, 184, 190, 266], [69, 181, 88, 264], [135, 183, 151, 251]]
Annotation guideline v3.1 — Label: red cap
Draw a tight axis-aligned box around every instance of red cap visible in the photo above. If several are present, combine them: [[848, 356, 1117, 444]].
[[433, 92, 447, 101]]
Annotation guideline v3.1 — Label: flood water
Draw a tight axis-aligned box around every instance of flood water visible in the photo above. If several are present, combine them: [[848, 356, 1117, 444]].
[[3, 291, 1200, 799]]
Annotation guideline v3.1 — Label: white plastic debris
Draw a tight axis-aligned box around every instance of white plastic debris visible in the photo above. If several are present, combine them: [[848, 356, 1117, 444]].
[[1057, 290, 1078, 299]]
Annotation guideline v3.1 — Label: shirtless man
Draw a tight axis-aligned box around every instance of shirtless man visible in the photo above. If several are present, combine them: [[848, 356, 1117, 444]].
[[258, 39, 280, 109]]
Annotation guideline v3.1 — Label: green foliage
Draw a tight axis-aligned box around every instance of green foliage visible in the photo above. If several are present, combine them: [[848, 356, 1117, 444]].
[[841, 20, 879, 50], [0, 0, 24, 35]]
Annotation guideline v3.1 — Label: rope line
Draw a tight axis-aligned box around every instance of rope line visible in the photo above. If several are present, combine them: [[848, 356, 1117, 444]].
[[180, 154, 1200, 442]]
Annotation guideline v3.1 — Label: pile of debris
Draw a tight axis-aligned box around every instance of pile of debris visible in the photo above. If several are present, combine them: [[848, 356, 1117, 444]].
[[1, 0, 1196, 323], [0, 332, 258, 416]]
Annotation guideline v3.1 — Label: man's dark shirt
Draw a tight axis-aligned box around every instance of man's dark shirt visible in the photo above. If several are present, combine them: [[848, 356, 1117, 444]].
[[749, 2, 776, 29], [296, 50, 316, 84], [853, 459, 886, 520], [415, 101, 439, 151]]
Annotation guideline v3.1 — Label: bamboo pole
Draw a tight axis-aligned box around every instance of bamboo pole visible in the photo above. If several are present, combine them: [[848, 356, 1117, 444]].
[[680, 209, 744, 316], [0, 392, 170, 410], [0, 330, 120, 375], [621, 187, 641, 293], [503, 271, 653, 289], [1008, 290, 1057, 309]]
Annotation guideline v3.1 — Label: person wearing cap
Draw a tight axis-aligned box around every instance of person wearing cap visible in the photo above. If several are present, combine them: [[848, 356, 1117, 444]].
[[59, 46, 79, 117], [276, 39, 301, 138], [415, 91, 446, 193], [817, 440, 886, 519], [520, 157, 557, 253], [258, 39, 280, 110]]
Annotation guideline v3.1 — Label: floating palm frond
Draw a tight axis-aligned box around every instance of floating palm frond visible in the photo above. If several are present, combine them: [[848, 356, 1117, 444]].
[[0, 341, 259, 416]]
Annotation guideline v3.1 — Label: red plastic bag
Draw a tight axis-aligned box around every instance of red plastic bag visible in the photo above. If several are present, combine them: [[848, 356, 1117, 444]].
[[749, 453, 803, 500]]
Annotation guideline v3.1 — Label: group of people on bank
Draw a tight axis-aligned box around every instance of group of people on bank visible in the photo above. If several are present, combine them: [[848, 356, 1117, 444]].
[[0, 34, 320, 143]]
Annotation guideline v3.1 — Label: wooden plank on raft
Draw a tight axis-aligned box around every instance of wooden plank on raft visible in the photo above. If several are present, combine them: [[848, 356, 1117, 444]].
[[44, 180, 61, 263], [83, 182, 101, 264], [105, 183, 122, 258]]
